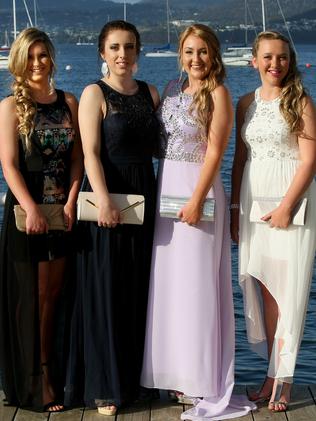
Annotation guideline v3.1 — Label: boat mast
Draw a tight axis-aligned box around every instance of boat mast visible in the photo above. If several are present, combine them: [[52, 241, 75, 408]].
[[13, 0, 17, 39], [34, 0, 37, 27], [261, 0, 266, 31], [245, 0, 248, 45], [123, 1, 126, 21], [22, 0, 34, 26], [167, 0, 170, 46]]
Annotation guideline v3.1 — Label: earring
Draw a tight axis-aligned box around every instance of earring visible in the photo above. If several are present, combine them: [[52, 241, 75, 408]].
[[101, 61, 109, 77], [132, 62, 138, 75]]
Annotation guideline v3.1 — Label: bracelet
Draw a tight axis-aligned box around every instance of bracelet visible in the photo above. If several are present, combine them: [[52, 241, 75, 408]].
[[230, 204, 240, 210]]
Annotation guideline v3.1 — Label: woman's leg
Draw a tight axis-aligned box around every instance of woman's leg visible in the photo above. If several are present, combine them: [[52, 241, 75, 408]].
[[258, 281, 291, 411], [38, 257, 66, 411], [249, 280, 278, 401]]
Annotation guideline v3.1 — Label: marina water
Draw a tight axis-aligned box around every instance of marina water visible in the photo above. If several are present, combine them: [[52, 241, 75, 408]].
[[0, 43, 315, 385]]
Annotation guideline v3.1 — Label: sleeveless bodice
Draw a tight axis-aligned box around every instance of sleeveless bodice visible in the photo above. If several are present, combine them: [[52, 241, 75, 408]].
[[96, 79, 159, 166], [158, 79, 207, 163], [241, 88, 299, 161], [20, 89, 75, 204]]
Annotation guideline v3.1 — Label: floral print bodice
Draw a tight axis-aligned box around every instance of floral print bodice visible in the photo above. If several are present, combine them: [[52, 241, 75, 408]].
[[20, 90, 75, 204], [241, 88, 299, 161], [158, 79, 207, 163]]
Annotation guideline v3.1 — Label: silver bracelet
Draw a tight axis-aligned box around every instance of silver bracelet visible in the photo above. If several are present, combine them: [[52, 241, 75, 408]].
[[230, 204, 240, 210]]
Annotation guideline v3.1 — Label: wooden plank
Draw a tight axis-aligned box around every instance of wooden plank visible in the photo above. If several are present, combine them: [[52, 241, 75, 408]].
[[14, 408, 49, 420], [247, 385, 286, 421], [116, 401, 150, 421], [50, 407, 84, 420], [309, 384, 316, 402], [286, 384, 316, 421], [151, 400, 183, 421], [0, 390, 18, 421]]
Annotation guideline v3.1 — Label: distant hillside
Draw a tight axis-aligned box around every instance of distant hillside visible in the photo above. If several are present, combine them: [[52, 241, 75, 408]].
[[1, 0, 316, 44], [1, 0, 316, 24]]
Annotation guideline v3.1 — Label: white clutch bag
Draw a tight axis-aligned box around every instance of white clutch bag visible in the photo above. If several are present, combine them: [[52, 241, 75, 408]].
[[159, 195, 215, 221], [77, 192, 145, 225], [249, 197, 307, 226]]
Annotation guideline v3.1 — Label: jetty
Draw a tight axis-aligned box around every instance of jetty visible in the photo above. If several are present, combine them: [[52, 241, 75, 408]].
[[1, 385, 316, 420]]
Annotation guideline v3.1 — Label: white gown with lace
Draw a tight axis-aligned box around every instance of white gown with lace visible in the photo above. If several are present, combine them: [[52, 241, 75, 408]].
[[239, 88, 316, 383]]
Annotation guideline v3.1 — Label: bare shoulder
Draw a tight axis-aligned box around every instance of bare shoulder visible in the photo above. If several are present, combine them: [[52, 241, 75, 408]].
[[302, 94, 316, 114], [237, 92, 254, 113], [0, 95, 16, 112], [147, 83, 160, 108], [64, 91, 79, 107], [211, 85, 233, 112], [212, 84, 231, 98], [81, 83, 104, 101]]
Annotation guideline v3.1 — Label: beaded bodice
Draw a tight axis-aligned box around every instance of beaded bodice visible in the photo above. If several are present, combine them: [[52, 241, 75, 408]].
[[158, 79, 207, 163], [241, 88, 299, 161]]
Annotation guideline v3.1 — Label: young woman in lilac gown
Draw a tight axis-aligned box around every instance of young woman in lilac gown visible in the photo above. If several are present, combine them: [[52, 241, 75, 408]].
[[141, 24, 255, 420]]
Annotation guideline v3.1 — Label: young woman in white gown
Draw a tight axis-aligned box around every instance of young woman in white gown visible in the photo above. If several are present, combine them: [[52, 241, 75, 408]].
[[231, 31, 316, 412]]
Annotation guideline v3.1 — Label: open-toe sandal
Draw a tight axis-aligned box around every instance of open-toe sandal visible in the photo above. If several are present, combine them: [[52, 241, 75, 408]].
[[98, 405, 117, 416]]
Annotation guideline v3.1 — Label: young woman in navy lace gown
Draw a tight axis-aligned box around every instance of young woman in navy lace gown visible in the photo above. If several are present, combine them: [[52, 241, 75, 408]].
[[64, 21, 160, 416], [0, 28, 83, 411]]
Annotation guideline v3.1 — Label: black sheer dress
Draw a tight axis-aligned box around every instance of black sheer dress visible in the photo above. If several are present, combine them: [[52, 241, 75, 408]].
[[0, 90, 75, 410], [64, 80, 159, 408]]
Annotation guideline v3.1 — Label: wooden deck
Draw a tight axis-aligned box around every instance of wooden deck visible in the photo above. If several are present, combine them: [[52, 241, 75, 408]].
[[1, 385, 316, 421]]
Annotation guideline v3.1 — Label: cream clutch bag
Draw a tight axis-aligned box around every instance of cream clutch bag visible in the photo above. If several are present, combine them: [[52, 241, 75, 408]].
[[77, 191, 145, 225], [159, 195, 215, 221], [14, 204, 66, 232], [249, 197, 307, 226]]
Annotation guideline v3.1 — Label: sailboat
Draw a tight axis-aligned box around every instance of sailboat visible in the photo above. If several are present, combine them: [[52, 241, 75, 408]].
[[222, 0, 253, 66], [145, 0, 177, 58], [0, 0, 36, 70], [76, 38, 94, 46]]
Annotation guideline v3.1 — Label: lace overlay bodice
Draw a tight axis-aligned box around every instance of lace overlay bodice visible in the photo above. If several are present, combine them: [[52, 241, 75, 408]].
[[96, 79, 159, 165], [159, 79, 207, 163], [241, 88, 299, 161]]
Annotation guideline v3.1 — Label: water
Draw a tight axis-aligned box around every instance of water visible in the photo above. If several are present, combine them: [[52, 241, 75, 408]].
[[0, 43, 315, 384]]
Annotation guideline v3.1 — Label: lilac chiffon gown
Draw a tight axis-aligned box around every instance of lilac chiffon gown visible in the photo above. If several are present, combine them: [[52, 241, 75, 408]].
[[140, 80, 255, 420]]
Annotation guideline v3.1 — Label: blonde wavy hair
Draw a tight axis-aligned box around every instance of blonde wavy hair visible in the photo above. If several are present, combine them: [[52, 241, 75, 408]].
[[253, 31, 306, 134], [178, 24, 226, 137], [8, 27, 56, 152]]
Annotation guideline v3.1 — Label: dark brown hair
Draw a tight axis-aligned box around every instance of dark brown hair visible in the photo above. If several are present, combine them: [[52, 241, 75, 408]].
[[98, 20, 141, 56]]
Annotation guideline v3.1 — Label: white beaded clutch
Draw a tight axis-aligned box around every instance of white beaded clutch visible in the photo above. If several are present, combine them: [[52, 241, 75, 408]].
[[159, 195, 215, 221], [250, 197, 307, 226]]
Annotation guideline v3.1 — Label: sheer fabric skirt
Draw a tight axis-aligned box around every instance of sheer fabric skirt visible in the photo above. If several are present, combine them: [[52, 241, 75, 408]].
[[239, 159, 316, 383]]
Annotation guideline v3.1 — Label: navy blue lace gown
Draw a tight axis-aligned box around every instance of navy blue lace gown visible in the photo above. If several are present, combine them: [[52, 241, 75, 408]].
[[65, 80, 159, 409], [0, 90, 76, 410]]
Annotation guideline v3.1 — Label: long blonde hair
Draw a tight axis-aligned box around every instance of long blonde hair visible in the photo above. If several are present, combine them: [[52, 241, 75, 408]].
[[8, 27, 56, 152], [178, 24, 226, 136], [252, 31, 306, 133]]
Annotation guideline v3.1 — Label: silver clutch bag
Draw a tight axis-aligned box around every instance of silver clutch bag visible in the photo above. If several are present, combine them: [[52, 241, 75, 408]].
[[250, 197, 307, 226], [77, 192, 145, 225], [160, 195, 215, 221]]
